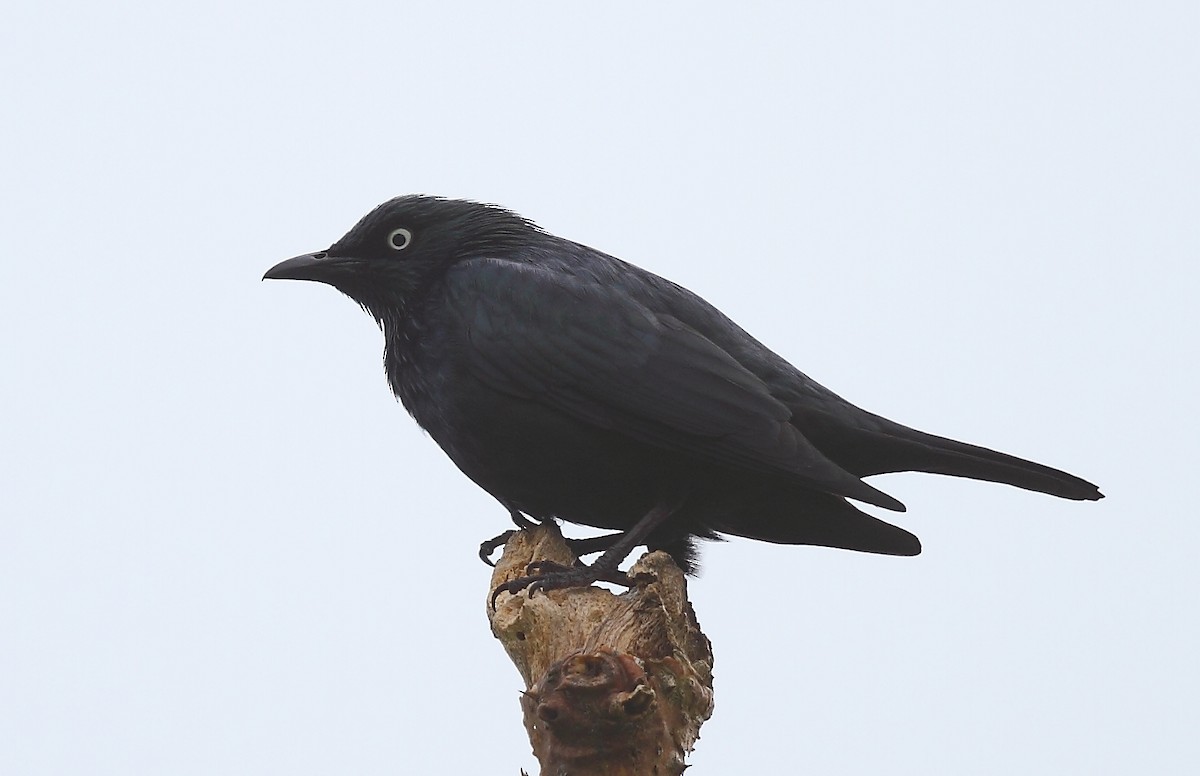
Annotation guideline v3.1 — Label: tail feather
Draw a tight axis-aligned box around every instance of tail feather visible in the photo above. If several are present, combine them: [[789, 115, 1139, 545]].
[[703, 483, 923, 556], [799, 411, 1103, 502]]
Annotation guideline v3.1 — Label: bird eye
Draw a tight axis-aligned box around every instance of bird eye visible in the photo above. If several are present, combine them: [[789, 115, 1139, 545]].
[[387, 228, 413, 251]]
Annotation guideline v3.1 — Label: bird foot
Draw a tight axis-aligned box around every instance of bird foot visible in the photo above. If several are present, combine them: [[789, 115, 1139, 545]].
[[479, 530, 517, 566], [490, 560, 632, 608]]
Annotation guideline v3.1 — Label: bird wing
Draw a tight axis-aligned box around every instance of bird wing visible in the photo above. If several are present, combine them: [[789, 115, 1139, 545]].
[[444, 258, 904, 511]]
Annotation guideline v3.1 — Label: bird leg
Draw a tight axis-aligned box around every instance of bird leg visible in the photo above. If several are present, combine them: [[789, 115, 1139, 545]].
[[561, 533, 624, 558], [490, 496, 683, 607], [506, 505, 540, 530], [478, 505, 546, 567], [479, 530, 625, 567]]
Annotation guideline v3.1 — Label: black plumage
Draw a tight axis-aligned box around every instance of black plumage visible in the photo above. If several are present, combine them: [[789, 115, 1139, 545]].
[[264, 195, 1102, 591]]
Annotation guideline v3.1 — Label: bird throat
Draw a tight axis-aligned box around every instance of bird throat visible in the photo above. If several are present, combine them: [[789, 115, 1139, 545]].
[[380, 311, 439, 425]]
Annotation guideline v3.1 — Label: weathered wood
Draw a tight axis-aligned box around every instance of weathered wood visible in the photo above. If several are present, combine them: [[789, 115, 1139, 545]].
[[488, 523, 714, 775]]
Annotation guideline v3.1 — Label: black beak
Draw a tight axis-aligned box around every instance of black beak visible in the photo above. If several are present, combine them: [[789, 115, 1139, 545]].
[[263, 251, 347, 283]]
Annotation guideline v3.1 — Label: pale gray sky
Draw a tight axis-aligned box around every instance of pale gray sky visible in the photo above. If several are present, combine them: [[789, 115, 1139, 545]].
[[2, 2, 1197, 773]]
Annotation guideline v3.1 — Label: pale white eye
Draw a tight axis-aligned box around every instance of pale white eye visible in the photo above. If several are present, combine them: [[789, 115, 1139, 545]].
[[387, 227, 413, 250]]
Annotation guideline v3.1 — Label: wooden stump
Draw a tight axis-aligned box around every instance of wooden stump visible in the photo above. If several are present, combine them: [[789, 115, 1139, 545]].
[[488, 523, 714, 776]]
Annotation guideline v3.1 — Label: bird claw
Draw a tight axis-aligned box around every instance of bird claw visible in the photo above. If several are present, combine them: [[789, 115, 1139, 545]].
[[490, 560, 632, 609], [479, 530, 517, 566]]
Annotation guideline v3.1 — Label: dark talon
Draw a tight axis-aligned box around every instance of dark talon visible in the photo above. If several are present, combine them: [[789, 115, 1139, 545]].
[[490, 578, 523, 609], [479, 530, 517, 566]]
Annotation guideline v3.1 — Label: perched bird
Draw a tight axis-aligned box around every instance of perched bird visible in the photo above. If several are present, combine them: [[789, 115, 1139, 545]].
[[264, 195, 1102, 596]]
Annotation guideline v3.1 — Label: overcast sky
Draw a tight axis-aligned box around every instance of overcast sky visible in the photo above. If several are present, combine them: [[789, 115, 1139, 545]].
[[3, 2, 1197, 774]]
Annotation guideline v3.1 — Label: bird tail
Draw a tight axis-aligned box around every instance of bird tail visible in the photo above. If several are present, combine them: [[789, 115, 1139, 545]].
[[801, 411, 1103, 501], [701, 482, 923, 556]]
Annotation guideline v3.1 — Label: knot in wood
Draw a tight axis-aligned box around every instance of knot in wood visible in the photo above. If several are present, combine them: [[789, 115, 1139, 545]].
[[527, 651, 656, 742]]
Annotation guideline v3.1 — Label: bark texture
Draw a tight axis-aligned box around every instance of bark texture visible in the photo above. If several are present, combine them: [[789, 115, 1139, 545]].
[[488, 524, 714, 776]]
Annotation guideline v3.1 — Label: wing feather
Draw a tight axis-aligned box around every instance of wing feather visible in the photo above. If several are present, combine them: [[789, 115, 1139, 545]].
[[446, 259, 904, 511]]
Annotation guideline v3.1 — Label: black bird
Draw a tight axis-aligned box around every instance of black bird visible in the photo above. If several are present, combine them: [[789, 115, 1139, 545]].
[[264, 195, 1102, 596]]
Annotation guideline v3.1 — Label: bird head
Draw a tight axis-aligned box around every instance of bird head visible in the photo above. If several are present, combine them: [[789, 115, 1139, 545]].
[[263, 195, 540, 325]]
